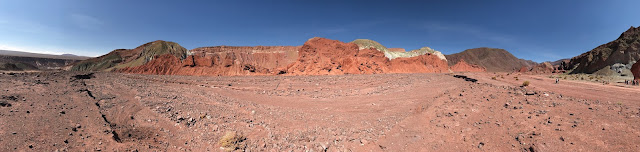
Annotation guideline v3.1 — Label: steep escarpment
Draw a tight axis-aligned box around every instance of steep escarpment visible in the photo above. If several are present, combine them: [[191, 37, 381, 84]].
[[91, 38, 450, 76], [569, 26, 640, 74], [446, 47, 535, 72], [120, 46, 300, 76], [71, 40, 188, 71], [286, 38, 449, 75]]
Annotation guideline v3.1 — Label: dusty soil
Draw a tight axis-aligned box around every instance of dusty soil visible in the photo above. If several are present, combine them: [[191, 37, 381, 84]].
[[1, 71, 639, 151]]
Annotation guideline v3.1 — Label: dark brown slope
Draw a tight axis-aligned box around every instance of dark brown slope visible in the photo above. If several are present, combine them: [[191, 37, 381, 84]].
[[569, 26, 640, 74], [445, 47, 536, 72]]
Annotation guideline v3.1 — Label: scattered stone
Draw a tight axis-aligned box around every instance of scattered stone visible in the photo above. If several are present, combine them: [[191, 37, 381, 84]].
[[478, 142, 485, 149], [0, 100, 11, 107]]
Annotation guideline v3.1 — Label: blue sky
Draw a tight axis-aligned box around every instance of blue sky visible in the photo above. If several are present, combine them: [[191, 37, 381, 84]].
[[0, 0, 638, 62]]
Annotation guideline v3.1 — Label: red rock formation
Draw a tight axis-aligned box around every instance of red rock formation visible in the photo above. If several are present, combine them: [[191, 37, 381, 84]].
[[450, 59, 486, 72], [632, 60, 640, 80], [518, 66, 530, 73], [120, 37, 450, 76], [388, 54, 449, 73], [120, 46, 300, 76], [286, 38, 389, 75], [518, 62, 554, 74], [286, 37, 449, 75]]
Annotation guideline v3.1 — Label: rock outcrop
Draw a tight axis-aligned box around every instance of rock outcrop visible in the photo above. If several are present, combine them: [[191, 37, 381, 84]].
[[446, 47, 535, 72], [550, 59, 571, 73], [569, 26, 640, 74], [632, 60, 640, 80], [450, 59, 486, 72], [523, 62, 554, 74], [120, 46, 300, 76], [285, 38, 448, 75], [71, 40, 188, 71]]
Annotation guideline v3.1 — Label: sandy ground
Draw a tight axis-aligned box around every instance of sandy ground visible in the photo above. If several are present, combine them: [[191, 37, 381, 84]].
[[1, 72, 639, 151]]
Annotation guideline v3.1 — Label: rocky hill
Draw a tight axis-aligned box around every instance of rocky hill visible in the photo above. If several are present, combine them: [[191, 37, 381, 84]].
[[450, 59, 486, 72], [71, 40, 188, 71], [445, 47, 536, 72], [119, 45, 300, 76], [569, 26, 640, 74], [287, 38, 449, 75]]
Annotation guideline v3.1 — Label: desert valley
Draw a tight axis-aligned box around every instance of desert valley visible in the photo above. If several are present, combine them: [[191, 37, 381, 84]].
[[1, 25, 639, 151]]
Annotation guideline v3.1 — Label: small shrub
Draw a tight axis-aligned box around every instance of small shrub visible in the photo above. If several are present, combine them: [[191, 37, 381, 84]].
[[492, 76, 497, 80], [219, 131, 246, 151], [522, 81, 530, 86]]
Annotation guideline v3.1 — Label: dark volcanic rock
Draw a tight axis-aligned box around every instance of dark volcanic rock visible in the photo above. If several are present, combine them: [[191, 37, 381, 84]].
[[569, 26, 640, 74]]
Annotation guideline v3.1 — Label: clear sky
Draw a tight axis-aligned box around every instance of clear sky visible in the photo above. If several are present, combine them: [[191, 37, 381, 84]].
[[0, 0, 638, 62]]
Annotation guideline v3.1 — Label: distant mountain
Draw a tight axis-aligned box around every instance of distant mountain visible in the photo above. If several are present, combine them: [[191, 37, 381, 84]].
[[445, 47, 537, 72], [0, 50, 90, 60], [0, 50, 89, 71], [569, 26, 640, 74]]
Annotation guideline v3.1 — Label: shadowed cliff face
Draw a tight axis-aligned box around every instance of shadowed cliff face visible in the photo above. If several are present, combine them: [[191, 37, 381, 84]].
[[570, 26, 640, 74]]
